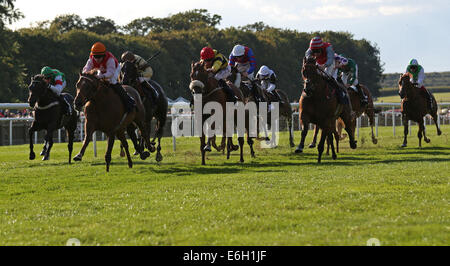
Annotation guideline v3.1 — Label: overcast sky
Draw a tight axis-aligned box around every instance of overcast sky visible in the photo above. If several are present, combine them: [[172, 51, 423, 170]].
[[8, 0, 450, 73]]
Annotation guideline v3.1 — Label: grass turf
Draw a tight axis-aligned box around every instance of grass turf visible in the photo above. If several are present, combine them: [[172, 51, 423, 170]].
[[0, 125, 449, 246]]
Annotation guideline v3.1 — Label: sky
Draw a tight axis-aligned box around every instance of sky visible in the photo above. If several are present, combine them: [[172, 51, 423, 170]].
[[7, 0, 450, 73]]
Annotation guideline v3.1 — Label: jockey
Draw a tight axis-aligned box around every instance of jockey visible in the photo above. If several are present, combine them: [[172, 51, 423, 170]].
[[256, 65, 284, 106], [82, 42, 135, 113], [200, 46, 238, 103], [120, 51, 159, 104], [229, 44, 257, 82], [305, 36, 336, 79], [40, 66, 72, 115], [335, 54, 368, 107], [406, 59, 432, 110]]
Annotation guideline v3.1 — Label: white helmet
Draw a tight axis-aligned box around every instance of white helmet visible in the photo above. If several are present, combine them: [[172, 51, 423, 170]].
[[258, 65, 271, 76], [409, 59, 419, 66], [231, 45, 245, 57]]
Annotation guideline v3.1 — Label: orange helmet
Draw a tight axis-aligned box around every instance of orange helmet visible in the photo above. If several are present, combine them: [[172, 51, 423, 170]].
[[90, 42, 106, 56]]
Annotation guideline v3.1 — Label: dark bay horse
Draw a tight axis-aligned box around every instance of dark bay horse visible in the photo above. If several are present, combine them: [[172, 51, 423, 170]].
[[309, 83, 379, 149], [295, 57, 357, 163], [73, 71, 152, 172], [120, 60, 168, 162], [27, 75, 78, 162], [229, 67, 295, 147], [398, 73, 441, 147], [190, 61, 254, 165]]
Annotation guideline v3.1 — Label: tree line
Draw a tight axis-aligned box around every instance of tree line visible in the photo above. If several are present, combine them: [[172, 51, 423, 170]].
[[0, 2, 384, 103]]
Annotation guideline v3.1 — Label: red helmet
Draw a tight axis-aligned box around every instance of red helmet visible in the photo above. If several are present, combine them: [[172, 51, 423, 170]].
[[309, 36, 324, 50], [200, 47, 214, 60]]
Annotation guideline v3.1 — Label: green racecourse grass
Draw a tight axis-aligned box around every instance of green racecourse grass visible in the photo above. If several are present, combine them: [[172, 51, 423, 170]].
[[376, 92, 450, 103], [0, 125, 449, 246]]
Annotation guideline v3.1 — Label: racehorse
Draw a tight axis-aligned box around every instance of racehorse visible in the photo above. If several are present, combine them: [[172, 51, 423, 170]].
[[27, 74, 78, 162], [309, 83, 379, 149], [295, 56, 357, 163], [229, 66, 295, 147], [120, 60, 168, 162], [73, 70, 152, 172], [398, 73, 441, 147], [190, 61, 254, 165]]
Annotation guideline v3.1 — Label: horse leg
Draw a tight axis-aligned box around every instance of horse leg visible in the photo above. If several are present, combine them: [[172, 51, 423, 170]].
[[326, 136, 330, 155], [418, 120, 424, 148], [200, 135, 206, 165], [40, 134, 48, 156], [127, 125, 145, 159], [204, 137, 213, 152], [105, 134, 115, 172], [28, 123, 38, 160], [120, 144, 125, 157], [309, 124, 318, 148], [334, 128, 340, 154], [42, 127, 55, 161], [367, 109, 378, 144], [328, 132, 337, 160], [238, 136, 245, 163], [341, 111, 357, 149], [117, 131, 133, 168], [67, 128, 74, 164], [317, 129, 328, 163], [401, 114, 408, 148], [226, 137, 232, 160], [155, 136, 163, 162], [247, 134, 255, 158], [432, 113, 442, 136], [295, 120, 309, 153], [288, 116, 295, 147], [422, 120, 430, 144], [73, 122, 94, 162]]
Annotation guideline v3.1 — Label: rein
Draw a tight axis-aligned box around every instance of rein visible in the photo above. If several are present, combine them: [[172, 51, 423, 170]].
[[80, 76, 102, 101]]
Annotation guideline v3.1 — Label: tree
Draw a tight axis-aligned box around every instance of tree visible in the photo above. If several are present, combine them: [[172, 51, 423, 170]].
[[85, 16, 117, 35], [0, 0, 23, 28], [49, 14, 84, 34]]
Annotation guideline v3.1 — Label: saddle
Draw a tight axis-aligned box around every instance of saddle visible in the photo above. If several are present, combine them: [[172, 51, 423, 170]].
[[322, 75, 349, 105]]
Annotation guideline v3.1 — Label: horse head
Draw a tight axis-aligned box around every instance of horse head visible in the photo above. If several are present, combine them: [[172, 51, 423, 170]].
[[120, 60, 138, 87], [301, 56, 319, 96], [28, 74, 50, 107], [189, 61, 209, 95], [398, 73, 413, 99], [74, 69, 101, 111]]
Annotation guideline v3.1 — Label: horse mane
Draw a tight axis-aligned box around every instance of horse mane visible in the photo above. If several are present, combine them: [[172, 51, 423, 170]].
[[32, 74, 45, 81]]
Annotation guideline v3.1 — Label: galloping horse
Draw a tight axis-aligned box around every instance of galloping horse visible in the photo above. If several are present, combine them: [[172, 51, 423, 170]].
[[190, 61, 254, 165], [398, 73, 441, 147], [73, 70, 152, 172], [309, 83, 379, 148], [120, 60, 168, 162], [229, 67, 295, 147], [27, 75, 78, 162], [295, 57, 357, 163]]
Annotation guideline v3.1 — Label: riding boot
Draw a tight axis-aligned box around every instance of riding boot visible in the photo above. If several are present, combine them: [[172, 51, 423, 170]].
[[218, 79, 238, 103], [111, 83, 136, 113], [424, 90, 433, 111], [141, 81, 157, 105], [357, 84, 368, 107], [58, 95, 70, 116]]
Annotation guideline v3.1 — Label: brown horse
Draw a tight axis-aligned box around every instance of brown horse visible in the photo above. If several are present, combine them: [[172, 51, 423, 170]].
[[398, 73, 441, 147], [189, 61, 254, 165], [309, 83, 379, 148], [73, 70, 152, 172], [295, 57, 357, 163]]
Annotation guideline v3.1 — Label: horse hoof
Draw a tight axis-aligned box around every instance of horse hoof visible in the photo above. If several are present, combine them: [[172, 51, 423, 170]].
[[133, 151, 139, 156], [425, 138, 431, 143], [204, 145, 212, 152], [128, 162, 133, 168], [332, 154, 337, 160], [42, 156, 49, 161], [265, 137, 270, 141], [295, 147, 303, 153], [140, 151, 150, 160], [251, 152, 256, 158], [290, 142, 295, 148], [40, 150, 46, 156], [73, 154, 82, 161], [240, 159, 244, 163], [309, 143, 316, 148], [29, 152, 36, 160], [372, 139, 378, 145], [437, 130, 442, 136], [350, 142, 357, 149], [156, 153, 163, 162], [149, 145, 156, 153], [401, 143, 407, 148]]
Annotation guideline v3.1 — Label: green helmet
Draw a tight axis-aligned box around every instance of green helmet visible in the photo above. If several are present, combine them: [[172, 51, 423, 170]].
[[41, 66, 53, 77], [409, 59, 419, 66]]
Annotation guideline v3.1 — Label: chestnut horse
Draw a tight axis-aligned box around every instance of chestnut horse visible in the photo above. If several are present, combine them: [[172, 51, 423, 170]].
[[73, 71, 152, 171], [189, 61, 255, 165], [295, 57, 357, 163], [309, 83, 379, 148], [398, 73, 441, 147]]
